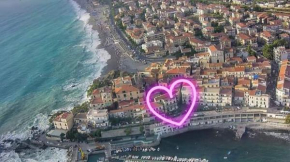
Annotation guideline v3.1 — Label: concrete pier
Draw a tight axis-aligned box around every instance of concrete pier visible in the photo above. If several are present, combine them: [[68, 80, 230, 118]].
[[236, 125, 246, 139]]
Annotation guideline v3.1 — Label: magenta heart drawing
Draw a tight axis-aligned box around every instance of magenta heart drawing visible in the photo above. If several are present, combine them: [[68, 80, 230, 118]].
[[145, 78, 198, 126]]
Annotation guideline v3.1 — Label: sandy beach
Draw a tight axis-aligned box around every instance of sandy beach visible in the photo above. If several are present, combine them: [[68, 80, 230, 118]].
[[74, 0, 147, 75]]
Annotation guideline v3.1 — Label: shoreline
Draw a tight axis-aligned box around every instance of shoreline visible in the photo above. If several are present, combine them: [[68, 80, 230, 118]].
[[73, 0, 146, 76]]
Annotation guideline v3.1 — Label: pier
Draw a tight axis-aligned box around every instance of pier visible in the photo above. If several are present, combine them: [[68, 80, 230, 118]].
[[236, 125, 246, 139]]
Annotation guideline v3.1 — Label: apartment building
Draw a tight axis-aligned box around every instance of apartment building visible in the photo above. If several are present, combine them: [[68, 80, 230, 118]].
[[53, 112, 74, 130]]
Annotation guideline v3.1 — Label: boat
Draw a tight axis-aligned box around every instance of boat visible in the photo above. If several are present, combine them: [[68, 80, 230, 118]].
[[176, 146, 179, 150], [224, 157, 227, 159]]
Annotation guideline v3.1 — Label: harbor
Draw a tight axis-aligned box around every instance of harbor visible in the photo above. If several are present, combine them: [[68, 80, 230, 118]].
[[88, 129, 290, 162]]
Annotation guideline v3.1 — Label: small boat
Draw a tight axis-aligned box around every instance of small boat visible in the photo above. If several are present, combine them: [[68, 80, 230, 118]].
[[224, 157, 227, 159], [228, 151, 231, 155], [176, 146, 179, 150]]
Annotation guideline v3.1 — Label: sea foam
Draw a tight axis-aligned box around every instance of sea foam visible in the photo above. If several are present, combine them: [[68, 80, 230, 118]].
[[0, 0, 111, 161]]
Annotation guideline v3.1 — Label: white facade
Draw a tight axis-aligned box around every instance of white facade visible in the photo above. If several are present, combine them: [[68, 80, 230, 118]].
[[274, 46, 288, 63], [248, 92, 270, 108], [87, 109, 109, 128]]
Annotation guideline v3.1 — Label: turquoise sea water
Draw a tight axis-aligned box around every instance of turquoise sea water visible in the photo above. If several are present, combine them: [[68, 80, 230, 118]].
[[0, 0, 109, 160], [0, 0, 109, 135]]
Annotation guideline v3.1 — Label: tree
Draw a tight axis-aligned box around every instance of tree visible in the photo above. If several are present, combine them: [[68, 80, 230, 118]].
[[262, 39, 287, 60], [60, 133, 65, 142], [285, 115, 290, 124], [253, 5, 263, 12], [139, 126, 144, 134], [214, 26, 223, 33], [194, 29, 203, 38], [71, 102, 89, 115], [246, 45, 256, 57], [172, 51, 183, 59], [124, 128, 132, 135], [262, 44, 273, 60], [91, 129, 102, 137], [66, 129, 78, 142]]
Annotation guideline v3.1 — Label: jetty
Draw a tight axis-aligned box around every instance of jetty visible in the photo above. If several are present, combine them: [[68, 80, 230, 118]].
[[236, 125, 246, 139]]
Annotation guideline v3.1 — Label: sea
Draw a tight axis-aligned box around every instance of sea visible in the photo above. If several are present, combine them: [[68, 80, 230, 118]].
[[89, 129, 290, 162], [0, 0, 110, 161], [0, 0, 290, 162]]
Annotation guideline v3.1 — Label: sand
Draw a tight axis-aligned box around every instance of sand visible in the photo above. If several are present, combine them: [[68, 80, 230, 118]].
[[74, 0, 147, 76]]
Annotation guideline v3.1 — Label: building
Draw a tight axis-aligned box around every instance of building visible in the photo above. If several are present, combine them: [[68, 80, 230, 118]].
[[199, 87, 221, 107], [53, 112, 74, 130], [145, 31, 165, 42], [87, 109, 109, 128], [276, 61, 290, 106], [109, 104, 146, 118], [274, 46, 289, 64], [246, 90, 270, 108], [208, 45, 224, 63], [154, 94, 178, 112], [113, 76, 132, 88], [115, 85, 142, 101], [91, 87, 113, 109]]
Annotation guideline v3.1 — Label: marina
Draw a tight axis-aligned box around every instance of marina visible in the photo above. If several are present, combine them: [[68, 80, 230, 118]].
[[112, 155, 208, 162]]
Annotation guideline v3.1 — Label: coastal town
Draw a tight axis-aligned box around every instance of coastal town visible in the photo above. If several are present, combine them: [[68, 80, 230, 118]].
[[10, 0, 290, 161]]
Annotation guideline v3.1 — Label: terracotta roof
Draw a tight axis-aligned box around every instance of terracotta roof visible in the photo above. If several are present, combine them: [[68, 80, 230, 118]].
[[110, 104, 145, 113], [115, 85, 139, 94], [220, 88, 232, 95], [261, 31, 272, 38], [91, 97, 103, 104], [247, 56, 256, 61], [235, 90, 244, 98], [236, 23, 247, 28], [166, 67, 188, 74], [208, 45, 218, 52], [237, 33, 250, 40], [54, 112, 72, 122]]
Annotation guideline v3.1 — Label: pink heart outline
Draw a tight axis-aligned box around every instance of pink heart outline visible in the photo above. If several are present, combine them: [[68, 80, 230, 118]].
[[145, 78, 198, 126]]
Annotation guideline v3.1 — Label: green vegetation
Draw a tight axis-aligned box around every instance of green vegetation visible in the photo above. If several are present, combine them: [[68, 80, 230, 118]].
[[60, 133, 65, 142], [90, 129, 102, 137], [109, 117, 133, 126], [124, 127, 132, 135], [184, 44, 197, 57], [71, 102, 90, 115], [211, 22, 224, 33], [87, 70, 132, 96], [246, 45, 256, 57], [285, 115, 290, 124], [172, 51, 183, 59], [139, 126, 144, 133], [262, 39, 287, 60], [66, 129, 88, 142], [194, 29, 203, 38], [253, 5, 264, 12], [49, 111, 65, 123]]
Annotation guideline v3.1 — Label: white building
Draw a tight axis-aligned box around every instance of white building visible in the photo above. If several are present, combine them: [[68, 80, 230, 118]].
[[142, 40, 163, 50], [274, 46, 289, 64], [246, 90, 270, 108], [208, 45, 224, 63], [276, 61, 290, 106], [87, 109, 109, 128]]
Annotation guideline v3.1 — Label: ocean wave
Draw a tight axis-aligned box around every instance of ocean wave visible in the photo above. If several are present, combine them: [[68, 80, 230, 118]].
[[0, 148, 68, 162], [1, 0, 111, 161], [0, 113, 49, 142], [264, 132, 290, 142]]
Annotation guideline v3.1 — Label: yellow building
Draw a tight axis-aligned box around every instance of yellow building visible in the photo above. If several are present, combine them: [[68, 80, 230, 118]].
[[53, 112, 74, 130], [115, 85, 142, 101]]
